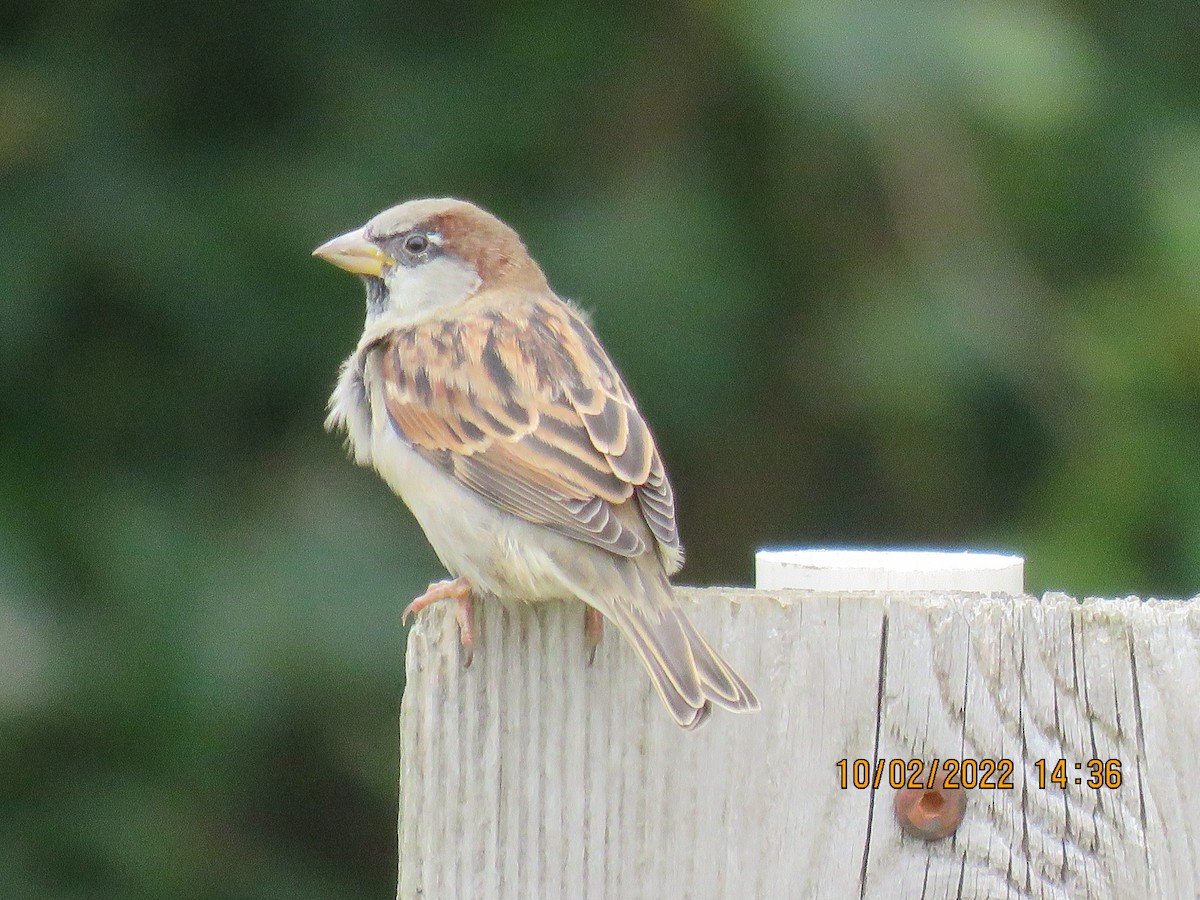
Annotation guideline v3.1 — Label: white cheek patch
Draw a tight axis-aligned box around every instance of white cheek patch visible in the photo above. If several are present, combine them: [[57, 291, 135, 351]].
[[378, 256, 482, 325]]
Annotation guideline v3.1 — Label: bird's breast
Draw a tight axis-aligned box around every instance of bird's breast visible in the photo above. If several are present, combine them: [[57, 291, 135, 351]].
[[359, 367, 574, 604]]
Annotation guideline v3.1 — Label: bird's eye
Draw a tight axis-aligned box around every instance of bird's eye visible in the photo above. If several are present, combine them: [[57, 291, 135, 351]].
[[403, 233, 429, 255]]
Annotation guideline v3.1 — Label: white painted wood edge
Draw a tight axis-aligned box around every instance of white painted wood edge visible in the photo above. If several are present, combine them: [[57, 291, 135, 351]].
[[755, 547, 1024, 593]]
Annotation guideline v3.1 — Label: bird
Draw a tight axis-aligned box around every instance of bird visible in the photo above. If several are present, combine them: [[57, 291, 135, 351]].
[[314, 197, 759, 729]]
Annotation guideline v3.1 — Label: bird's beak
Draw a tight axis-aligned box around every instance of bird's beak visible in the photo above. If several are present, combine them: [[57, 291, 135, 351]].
[[312, 227, 394, 277]]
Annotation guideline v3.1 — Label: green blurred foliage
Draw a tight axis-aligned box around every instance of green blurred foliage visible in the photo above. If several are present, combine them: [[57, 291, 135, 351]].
[[2, 0, 1199, 895]]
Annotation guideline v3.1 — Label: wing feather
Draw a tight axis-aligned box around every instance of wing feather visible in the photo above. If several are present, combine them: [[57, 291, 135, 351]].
[[375, 294, 683, 567]]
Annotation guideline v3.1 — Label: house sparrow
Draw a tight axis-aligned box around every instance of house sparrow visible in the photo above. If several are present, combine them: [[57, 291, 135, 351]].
[[314, 198, 759, 729]]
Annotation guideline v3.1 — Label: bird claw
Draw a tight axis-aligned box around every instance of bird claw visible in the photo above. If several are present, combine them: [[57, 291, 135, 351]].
[[403, 576, 475, 667], [584, 606, 604, 667]]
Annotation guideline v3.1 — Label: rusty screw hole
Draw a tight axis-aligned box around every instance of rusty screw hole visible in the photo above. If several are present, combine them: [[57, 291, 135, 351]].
[[895, 772, 966, 841], [918, 791, 945, 814]]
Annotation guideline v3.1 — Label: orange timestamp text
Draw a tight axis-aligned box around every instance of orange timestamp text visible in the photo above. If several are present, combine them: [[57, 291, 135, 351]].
[[835, 758, 1015, 790], [1034, 758, 1122, 789]]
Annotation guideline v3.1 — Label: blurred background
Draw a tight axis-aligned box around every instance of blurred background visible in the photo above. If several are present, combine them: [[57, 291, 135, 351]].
[[3, 0, 1199, 895]]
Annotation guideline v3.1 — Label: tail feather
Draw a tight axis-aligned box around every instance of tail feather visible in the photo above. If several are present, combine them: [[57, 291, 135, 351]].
[[608, 605, 710, 729], [570, 558, 759, 728], [670, 607, 760, 712]]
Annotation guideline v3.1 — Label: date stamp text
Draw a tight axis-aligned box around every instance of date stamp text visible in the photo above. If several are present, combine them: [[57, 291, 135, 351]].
[[835, 758, 1124, 790]]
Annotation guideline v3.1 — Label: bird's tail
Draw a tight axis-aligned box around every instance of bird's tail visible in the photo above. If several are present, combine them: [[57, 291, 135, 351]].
[[569, 557, 760, 729]]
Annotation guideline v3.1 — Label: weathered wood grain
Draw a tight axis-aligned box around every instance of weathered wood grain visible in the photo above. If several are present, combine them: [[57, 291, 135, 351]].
[[397, 589, 1200, 899]]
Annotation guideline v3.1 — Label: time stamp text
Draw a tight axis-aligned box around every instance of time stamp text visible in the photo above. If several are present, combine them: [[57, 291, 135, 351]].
[[835, 757, 1124, 790]]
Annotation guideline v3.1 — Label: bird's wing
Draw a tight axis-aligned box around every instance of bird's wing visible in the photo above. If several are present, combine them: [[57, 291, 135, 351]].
[[375, 294, 684, 572]]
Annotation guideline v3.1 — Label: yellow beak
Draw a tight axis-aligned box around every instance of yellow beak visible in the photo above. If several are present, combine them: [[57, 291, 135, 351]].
[[312, 227, 394, 277]]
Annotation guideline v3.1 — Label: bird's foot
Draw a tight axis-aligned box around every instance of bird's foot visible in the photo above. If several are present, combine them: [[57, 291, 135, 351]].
[[584, 606, 604, 667], [403, 576, 475, 667]]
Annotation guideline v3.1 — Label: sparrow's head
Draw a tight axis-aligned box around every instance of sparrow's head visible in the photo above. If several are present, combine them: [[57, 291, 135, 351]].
[[313, 198, 546, 322]]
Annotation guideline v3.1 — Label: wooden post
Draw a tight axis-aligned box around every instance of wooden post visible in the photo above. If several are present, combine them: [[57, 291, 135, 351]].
[[397, 550, 1200, 898]]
